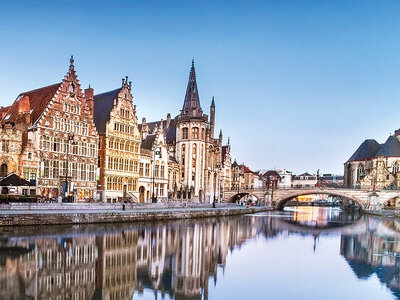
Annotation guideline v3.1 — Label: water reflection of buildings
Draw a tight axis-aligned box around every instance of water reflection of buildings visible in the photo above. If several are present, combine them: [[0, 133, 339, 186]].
[[0, 216, 265, 300], [0, 236, 97, 300], [340, 217, 400, 299]]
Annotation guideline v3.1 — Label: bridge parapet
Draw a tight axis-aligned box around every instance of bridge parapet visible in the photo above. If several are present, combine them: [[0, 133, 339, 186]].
[[223, 187, 400, 210]]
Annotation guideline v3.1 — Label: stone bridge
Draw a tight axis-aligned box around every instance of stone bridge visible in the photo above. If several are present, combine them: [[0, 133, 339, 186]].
[[223, 187, 400, 210]]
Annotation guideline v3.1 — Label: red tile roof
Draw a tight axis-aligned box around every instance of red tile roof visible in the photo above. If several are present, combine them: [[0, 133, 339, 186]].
[[3, 83, 61, 125]]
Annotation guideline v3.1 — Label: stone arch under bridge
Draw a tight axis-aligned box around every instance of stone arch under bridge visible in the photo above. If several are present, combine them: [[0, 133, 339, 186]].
[[223, 188, 400, 210]]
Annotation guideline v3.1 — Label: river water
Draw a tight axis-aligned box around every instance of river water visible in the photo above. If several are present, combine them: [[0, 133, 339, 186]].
[[0, 207, 399, 300]]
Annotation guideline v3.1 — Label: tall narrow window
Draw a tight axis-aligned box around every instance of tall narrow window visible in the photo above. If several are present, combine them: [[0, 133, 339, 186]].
[[182, 128, 188, 139], [155, 161, 160, 178], [192, 127, 199, 139]]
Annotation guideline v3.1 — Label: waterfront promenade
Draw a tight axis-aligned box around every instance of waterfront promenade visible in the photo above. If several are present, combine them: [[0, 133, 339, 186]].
[[0, 203, 268, 226]]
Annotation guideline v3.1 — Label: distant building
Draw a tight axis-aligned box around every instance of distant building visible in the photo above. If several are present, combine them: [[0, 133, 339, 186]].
[[344, 131, 400, 189], [291, 172, 317, 187], [320, 173, 344, 187], [276, 169, 292, 188], [262, 170, 281, 189]]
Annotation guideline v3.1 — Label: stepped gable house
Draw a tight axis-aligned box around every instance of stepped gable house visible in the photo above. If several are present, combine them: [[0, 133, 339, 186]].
[[138, 119, 169, 202], [0, 57, 99, 200], [93, 77, 141, 202]]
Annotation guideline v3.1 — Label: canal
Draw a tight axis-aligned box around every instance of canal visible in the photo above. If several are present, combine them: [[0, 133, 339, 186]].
[[0, 207, 399, 299]]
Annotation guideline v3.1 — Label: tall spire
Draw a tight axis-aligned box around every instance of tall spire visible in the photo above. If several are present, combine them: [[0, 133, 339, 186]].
[[182, 59, 202, 118], [69, 55, 74, 70]]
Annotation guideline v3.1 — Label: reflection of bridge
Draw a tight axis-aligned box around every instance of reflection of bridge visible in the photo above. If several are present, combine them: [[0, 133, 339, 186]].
[[223, 187, 400, 209]]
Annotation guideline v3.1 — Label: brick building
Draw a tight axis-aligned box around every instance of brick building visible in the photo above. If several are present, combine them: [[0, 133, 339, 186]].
[[0, 57, 99, 200]]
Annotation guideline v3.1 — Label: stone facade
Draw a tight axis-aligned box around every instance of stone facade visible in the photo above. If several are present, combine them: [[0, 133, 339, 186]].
[[93, 78, 141, 202], [139, 61, 229, 203], [138, 120, 169, 202], [344, 133, 400, 189]]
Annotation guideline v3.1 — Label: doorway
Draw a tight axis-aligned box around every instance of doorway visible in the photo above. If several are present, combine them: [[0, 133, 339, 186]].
[[139, 186, 145, 203]]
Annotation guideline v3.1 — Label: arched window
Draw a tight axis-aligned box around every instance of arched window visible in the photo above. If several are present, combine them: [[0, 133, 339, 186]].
[[117, 177, 122, 190], [128, 178, 133, 191], [107, 177, 112, 190], [0, 163, 7, 177], [357, 164, 365, 181], [125, 142, 130, 151], [192, 144, 197, 180], [112, 177, 117, 190], [181, 144, 186, 165], [394, 162, 400, 174]]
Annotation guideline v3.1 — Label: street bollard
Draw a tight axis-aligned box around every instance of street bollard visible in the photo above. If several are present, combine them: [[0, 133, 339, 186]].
[[122, 204, 125, 211]]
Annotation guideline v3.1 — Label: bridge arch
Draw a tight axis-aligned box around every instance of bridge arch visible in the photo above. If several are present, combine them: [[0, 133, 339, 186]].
[[228, 192, 261, 203], [275, 190, 364, 210]]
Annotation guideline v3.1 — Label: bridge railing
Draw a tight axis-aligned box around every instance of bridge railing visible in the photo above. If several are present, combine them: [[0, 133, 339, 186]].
[[226, 185, 400, 192]]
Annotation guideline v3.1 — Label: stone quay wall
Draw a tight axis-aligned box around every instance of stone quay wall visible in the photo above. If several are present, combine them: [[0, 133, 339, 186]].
[[0, 204, 268, 226]]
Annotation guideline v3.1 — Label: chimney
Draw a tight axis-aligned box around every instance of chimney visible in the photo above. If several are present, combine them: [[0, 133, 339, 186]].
[[18, 96, 30, 114], [85, 85, 94, 117], [142, 117, 148, 139], [166, 113, 171, 128]]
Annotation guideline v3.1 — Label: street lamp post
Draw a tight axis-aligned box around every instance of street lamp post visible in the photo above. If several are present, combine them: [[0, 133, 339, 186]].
[[64, 133, 74, 202], [213, 173, 216, 208], [151, 146, 162, 203], [237, 168, 244, 203]]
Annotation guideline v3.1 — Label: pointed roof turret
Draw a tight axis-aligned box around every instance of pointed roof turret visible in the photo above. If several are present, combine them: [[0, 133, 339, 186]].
[[211, 96, 215, 107], [181, 59, 203, 118]]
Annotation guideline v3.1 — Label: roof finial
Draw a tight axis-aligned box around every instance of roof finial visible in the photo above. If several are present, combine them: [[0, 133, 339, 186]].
[[211, 96, 215, 107], [192, 59, 195, 68], [69, 55, 74, 68]]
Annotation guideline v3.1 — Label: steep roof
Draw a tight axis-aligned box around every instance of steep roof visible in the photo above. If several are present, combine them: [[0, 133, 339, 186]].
[[263, 170, 281, 179], [347, 139, 381, 162], [181, 60, 203, 118], [3, 83, 61, 125], [375, 135, 400, 157], [93, 88, 121, 134], [141, 134, 156, 150], [139, 119, 177, 144], [0, 174, 32, 186]]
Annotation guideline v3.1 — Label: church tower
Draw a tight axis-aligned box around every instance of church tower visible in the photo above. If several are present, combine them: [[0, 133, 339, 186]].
[[175, 60, 208, 202]]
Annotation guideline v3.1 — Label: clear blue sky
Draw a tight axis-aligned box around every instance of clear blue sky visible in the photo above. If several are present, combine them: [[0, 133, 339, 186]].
[[1, 1, 399, 174]]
